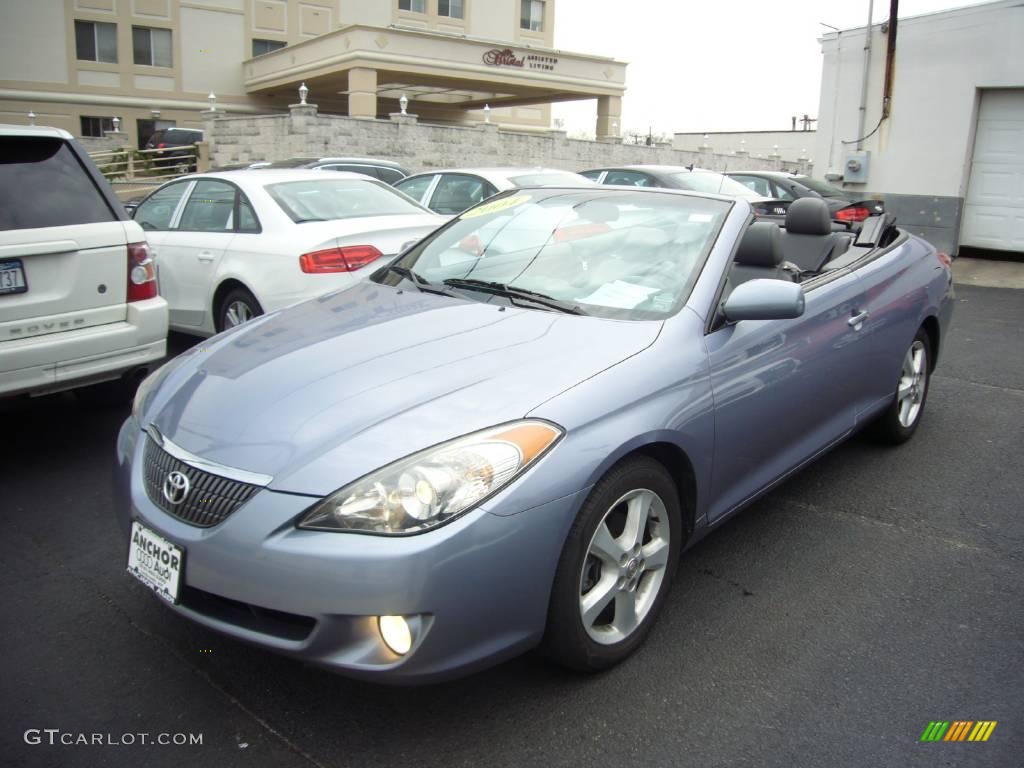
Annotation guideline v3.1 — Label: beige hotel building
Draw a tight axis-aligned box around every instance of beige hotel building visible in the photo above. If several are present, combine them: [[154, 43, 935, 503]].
[[0, 0, 626, 148]]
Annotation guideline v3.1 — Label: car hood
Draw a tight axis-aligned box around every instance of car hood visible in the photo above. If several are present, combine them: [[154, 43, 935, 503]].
[[147, 282, 660, 496]]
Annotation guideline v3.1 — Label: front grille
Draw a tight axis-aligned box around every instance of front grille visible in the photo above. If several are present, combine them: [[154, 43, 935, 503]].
[[143, 437, 260, 527]]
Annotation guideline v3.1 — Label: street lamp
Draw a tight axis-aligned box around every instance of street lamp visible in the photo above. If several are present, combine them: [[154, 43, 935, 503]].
[[151, 108, 161, 120], [112, 116, 120, 132], [27, 111, 36, 126], [399, 94, 408, 115], [298, 82, 308, 105], [483, 103, 491, 123], [207, 92, 217, 111]]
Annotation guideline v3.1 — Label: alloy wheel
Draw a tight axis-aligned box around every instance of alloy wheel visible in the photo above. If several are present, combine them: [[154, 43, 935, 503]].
[[224, 300, 253, 328], [897, 340, 927, 427], [579, 488, 671, 645]]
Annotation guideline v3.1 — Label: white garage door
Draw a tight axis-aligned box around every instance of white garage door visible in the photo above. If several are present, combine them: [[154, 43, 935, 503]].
[[961, 89, 1024, 252]]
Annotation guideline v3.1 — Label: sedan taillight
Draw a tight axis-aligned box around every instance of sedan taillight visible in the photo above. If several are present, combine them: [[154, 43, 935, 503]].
[[835, 205, 872, 223], [127, 242, 158, 302], [299, 245, 383, 273]]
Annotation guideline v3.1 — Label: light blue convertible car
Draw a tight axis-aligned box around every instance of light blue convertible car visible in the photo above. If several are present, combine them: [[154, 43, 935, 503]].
[[115, 187, 954, 683]]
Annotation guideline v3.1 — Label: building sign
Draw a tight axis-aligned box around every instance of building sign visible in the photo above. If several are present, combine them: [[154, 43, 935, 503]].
[[482, 49, 558, 71]]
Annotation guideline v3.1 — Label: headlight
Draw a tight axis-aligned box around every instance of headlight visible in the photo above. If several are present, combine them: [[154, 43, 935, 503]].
[[298, 420, 563, 535]]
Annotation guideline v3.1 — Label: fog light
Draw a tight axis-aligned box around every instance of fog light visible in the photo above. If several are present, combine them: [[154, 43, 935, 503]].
[[378, 615, 412, 655]]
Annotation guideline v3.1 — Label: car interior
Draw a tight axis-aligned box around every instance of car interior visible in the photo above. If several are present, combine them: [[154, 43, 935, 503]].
[[727, 197, 899, 290]]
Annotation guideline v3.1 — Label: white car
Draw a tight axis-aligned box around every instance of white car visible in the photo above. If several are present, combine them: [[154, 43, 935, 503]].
[[394, 167, 593, 215], [132, 170, 446, 335], [0, 125, 167, 398]]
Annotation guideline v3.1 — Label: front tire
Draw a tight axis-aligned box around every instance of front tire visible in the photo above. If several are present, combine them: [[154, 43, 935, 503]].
[[871, 328, 931, 444], [216, 287, 263, 333], [542, 456, 682, 671]]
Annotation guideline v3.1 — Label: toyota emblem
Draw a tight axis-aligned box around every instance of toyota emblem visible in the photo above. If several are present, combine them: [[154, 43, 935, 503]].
[[162, 470, 191, 505]]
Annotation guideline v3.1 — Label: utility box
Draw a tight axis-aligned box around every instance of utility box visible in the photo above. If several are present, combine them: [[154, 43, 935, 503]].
[[843, 151, 871, 184]]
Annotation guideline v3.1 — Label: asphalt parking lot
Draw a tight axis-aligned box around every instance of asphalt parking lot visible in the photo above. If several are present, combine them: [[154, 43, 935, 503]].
[[1, 282, 1021, 768]]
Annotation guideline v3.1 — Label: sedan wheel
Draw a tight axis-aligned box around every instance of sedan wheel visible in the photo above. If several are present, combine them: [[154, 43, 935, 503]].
[[216, 287, 263, 333], [871, 327, 931, 444], [543, 456, 681, 671]]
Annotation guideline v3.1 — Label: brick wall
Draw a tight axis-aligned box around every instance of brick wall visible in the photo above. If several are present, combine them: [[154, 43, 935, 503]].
[[205, 106, 812, 176]]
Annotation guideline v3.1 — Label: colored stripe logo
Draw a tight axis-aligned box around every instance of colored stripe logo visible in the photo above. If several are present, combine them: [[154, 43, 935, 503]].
[[920, 721, 997, 742]]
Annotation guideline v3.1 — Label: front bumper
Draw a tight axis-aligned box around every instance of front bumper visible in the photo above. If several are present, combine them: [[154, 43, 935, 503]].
[[114, 418, 584, 683]]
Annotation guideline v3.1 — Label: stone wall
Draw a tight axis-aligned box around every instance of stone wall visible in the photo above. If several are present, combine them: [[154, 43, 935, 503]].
[[206, 105, 812, 176], [78, 133, 133, 153]]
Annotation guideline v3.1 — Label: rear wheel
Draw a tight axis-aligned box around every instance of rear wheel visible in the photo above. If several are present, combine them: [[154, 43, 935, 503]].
[[871, 328, 931, 444], [542, 456, 681, 671], [216, 287, 263, 333]]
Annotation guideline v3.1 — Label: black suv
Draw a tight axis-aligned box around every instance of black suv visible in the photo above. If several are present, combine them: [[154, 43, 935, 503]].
[[144, 128, 204, 171]]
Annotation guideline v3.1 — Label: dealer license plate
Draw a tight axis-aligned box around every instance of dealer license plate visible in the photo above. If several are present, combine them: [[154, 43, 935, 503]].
[[127, 521, 184, 604], [0, 259, 27, 295]]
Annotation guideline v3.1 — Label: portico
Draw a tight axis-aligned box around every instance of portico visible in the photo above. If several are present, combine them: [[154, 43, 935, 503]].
[[242, 24, 626, 135]]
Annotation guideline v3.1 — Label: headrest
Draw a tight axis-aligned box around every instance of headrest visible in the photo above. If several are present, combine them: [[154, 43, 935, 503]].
[[735, 222, 783, 267], [785, 197, 832, 235]]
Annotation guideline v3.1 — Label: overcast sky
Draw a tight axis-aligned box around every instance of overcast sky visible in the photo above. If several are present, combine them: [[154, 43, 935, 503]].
[[550, 0, 993, 137]]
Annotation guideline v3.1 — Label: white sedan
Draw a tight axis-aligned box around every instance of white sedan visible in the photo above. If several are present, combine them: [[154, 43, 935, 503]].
[[132, 170, 445, 335]]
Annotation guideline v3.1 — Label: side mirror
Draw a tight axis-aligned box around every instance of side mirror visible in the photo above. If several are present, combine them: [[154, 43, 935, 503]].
[[722, 279, 805, 322]]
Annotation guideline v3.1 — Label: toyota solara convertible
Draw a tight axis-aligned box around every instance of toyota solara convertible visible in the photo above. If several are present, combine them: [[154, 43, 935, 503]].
[[115, 187, 954, 683]]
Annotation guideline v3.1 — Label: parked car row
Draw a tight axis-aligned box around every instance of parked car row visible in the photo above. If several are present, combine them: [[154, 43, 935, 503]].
[[727, 170, 885, 224]]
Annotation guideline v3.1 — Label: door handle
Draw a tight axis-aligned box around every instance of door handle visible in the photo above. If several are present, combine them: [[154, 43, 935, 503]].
[[197, 251, 215, 263], [848, 310, 869, 328]]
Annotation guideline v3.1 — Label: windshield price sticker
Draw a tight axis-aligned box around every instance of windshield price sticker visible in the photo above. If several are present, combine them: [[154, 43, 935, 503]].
[[461, 195, 531, 219]]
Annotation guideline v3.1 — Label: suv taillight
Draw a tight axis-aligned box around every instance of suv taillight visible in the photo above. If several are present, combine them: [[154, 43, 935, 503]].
[[299, 245, 383, 273], [127, 242, 158, 301]]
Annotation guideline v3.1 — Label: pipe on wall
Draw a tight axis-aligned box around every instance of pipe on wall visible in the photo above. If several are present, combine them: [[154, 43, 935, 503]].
[[855, 0, 875, 150]]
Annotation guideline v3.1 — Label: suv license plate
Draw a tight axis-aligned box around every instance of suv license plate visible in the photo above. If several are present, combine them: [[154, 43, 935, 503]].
[[0, 259, 27, 295]]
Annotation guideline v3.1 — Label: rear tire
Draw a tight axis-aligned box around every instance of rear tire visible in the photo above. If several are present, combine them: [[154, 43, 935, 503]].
[[870, 328, 931, 444], [542, 456, 681, 672], [216, 287, 263, 333]]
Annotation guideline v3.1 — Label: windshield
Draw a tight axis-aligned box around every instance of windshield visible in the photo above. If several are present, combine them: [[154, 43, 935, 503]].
[[509, 172, 593, 187], [265, 178, 426, 222], [375, 190, 730, 321], [793, 176, 849, 198], [669, 171, 763, 199]]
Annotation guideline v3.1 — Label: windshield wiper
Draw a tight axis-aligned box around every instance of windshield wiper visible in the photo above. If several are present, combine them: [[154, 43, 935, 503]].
[[381, 265, 459, 297], [292, 217, 328, 223], [442, 278, 587, 315]]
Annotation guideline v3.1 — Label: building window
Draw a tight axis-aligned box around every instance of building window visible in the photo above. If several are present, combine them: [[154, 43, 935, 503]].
[[80, 116, 117, 137], [132, 26, 172, 67], [74, 20, 118, 63], [438, 0, 464, 19], [398, 0, 426, 12], [520, 0, 544, 31], [252, 39, 286, 57]]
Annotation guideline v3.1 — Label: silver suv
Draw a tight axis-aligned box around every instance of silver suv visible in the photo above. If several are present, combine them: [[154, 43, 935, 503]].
[[0, 125, 168, 398]]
